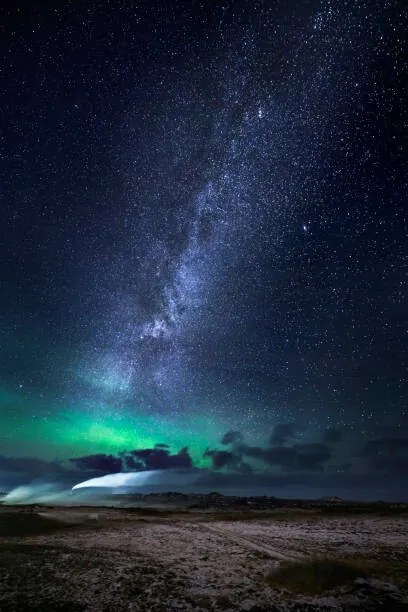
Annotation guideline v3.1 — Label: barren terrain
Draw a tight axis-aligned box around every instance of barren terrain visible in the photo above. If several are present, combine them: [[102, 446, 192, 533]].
[[0, 505, 407, 610]]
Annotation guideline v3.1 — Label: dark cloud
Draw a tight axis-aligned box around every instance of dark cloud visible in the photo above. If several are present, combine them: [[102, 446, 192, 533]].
[[123, 455, 145, 471], [270, 423, 303, 446], [204, 449, 236, 468], [70, 445, 194, 474], [0, 446, 195, 490], [213, 430, 335, 473], [294, 443, 333, 471], [3, 466, 407, 503], [238, 441, 332, 472], [244, 444, 296, 468], [371, 456, 408, 474], [237, 462, 253, 474], [204, 448, 253, 473], [322, 428, 342, 443], [0, 456, 64, 477], [358, 437, 408, 474], [360, 440, 382, 457], [2, 433, 405, 501], [70, 453, 123, 473], [360, 437, 408, 458], [127, 446, 193, 470], [221, 431, 243, 445], [0, 456, 96, 489]]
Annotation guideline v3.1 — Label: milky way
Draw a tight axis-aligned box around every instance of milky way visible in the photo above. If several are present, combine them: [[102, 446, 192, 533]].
[[0, 1, 406, 498]]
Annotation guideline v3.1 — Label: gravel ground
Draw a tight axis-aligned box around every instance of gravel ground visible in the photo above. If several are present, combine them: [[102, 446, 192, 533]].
[[0, 507, 407, 611]]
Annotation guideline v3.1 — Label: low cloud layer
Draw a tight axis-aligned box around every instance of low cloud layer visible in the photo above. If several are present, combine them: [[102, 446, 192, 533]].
[[205, 423, 335, 473], [125, 446, 192, 470], [70, 453, 122, 473], [1, 426, 407, 502], [270, 423, 303, 446], [70, 446, 193, 474], [358, 437, 408, 474]]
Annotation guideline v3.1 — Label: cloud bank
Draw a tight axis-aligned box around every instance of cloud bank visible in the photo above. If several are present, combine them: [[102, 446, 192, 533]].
[[1, 424, 407, 502]]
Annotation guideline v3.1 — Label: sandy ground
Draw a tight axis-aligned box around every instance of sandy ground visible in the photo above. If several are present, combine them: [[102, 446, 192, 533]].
[[0, 507, 407, 611]]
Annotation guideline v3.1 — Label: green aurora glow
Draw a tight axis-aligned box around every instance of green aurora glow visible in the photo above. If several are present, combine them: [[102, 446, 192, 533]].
[[0, 387, 222, 466]]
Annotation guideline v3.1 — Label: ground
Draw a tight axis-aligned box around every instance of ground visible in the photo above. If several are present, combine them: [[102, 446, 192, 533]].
[[0, 505, 407, 611]]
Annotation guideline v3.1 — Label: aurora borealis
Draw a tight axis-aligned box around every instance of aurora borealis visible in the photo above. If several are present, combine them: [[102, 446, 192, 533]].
[[0, 1, 406, 499]]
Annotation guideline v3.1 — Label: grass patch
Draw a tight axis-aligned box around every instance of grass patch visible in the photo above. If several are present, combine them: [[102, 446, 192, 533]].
[[267, 557, 408, 595], [0, 513, 73, 537], [0, 512, 101, 537]]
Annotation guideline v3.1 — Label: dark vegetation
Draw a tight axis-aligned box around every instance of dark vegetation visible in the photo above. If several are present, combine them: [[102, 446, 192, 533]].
[[0, 512, 99, 537], [268, 557, 408, 595], [0, 512, 70, 537]]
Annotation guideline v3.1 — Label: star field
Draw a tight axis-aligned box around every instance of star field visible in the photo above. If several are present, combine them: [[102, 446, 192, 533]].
[[0, 1, 406, 498]]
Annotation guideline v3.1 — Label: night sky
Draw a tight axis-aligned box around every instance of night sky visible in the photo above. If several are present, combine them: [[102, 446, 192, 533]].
[[1, 1, 407, 500]]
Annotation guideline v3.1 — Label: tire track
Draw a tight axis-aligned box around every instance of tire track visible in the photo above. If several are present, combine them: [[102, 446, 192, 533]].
[[201, 523, 304, 561]]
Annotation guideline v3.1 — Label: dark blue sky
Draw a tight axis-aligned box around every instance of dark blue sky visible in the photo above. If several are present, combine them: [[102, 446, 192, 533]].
[[0, 1, 406, 499]]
